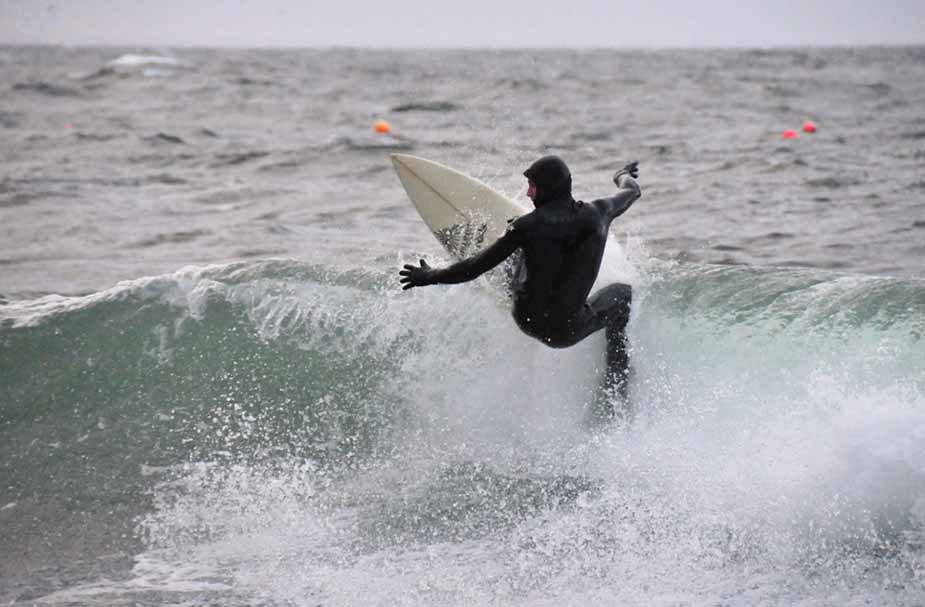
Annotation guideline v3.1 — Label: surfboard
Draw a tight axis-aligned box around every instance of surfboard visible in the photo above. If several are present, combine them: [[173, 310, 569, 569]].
[[390, 154, 528, 262]]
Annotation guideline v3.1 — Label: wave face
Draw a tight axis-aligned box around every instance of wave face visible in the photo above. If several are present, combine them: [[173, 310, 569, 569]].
[[2, 258, 923, 605]]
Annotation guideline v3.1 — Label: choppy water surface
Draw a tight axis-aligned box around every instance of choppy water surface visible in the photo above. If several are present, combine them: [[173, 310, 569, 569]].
[[1, 46, 924, 606]]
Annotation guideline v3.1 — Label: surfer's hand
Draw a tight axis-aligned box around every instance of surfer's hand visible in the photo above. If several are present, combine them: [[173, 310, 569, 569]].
[[613, 161, 639, 185], [400, 259, 436, 290]]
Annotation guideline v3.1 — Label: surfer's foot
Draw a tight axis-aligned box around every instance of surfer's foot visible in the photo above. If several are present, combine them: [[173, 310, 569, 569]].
[[594, 321, 632, 424], [589, 368, 632, 425]]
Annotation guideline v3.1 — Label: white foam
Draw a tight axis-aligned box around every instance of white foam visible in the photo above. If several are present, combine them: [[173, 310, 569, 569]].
[[109, 54, 188, 68]]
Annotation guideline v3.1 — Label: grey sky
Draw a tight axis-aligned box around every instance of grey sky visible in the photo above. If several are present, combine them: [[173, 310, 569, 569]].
[[1, 0, 923, 48]]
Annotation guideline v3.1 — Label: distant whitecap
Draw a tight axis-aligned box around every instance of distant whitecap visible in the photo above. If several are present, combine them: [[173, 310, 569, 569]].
[[109, 54, 190, 68]]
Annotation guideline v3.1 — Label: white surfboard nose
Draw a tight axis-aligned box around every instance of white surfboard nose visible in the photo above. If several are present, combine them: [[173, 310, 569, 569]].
[[391, 153, 524, 234], [390, 153, 431, 176]]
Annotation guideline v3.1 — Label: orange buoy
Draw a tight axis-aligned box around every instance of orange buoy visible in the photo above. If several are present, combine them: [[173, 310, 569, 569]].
[[782, 130, 798, 139], [802, 120, 817, 134], [373, 119, 391, 134]]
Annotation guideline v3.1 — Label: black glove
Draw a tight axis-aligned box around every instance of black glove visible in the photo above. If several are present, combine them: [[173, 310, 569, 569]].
[[399, 259, 436, 290], [613, 161, 639, 185]]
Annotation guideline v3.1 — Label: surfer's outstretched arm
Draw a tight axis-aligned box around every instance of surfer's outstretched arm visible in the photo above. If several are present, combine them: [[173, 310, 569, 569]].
[[592, 161, 641, 222], [400, 223, 524, 290]]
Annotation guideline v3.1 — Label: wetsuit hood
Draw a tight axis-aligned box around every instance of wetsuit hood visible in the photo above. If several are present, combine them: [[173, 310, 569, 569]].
[[524, 155, 572, 207]]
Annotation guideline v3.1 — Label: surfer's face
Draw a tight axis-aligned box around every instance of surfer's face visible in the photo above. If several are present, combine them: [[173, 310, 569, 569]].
[[527, 180, 537, 202]]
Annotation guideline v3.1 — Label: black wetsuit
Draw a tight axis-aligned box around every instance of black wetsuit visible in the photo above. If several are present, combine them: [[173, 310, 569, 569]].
[[401, 156, 640, 414]]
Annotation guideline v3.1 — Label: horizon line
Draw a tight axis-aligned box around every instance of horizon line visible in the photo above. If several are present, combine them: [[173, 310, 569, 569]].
[[3, 41, 924, 52]]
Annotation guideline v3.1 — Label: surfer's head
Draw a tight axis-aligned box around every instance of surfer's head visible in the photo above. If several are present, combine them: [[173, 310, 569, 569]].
[[524, 155, 572, 207]]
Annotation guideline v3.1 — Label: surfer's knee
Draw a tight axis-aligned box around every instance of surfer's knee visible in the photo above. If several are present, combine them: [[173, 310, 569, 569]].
[[604, 284, 632, 330], [610, 283, 632, 309], [591, 282, 632, 317]]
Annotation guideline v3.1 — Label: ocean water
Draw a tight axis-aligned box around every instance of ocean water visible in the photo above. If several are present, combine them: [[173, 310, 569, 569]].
[[1, 45, 924, 606]]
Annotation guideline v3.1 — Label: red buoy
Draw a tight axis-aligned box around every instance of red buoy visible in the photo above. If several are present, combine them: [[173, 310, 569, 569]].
[[782, 130, 798, 139], [802, 120, 817, 134]]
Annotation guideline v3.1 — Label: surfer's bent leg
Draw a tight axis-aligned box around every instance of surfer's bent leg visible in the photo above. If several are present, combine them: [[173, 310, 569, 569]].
[[585, 283, 633, 420], [514, 282, 633, 421]]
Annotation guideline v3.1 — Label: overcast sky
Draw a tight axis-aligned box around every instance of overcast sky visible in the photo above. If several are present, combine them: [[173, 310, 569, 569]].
[[2, 0, 924, 48]]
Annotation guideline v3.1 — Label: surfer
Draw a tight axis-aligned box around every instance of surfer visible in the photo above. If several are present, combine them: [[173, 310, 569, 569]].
[[400, 156, 640, 419]]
